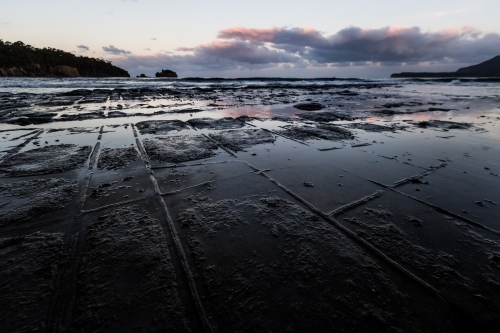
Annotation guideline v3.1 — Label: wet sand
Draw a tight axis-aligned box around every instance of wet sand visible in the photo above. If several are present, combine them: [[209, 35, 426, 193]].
[[1, 78, 500, 332]]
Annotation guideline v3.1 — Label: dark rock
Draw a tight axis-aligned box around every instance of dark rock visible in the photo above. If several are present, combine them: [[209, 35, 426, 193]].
[[414, 120, 472, 130], [187, 117, 248, 130], [70, 206, 188, 332], [0, 144, 92, 177], [278, 124, 354, 142], [143, 135, 219, 163], [293, 102, 325, 111], [136, 120, 188, 134], [155, 69, 178, 78], [297, 111, 354, 122], [6, 113, 54, 125], [209, 129, 275, 152], [97, 147, 139, 170], [0, 178, 78, 225]]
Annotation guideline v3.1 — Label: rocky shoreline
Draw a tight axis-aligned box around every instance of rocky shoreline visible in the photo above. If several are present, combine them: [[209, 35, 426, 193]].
[[0, 65, 81, 77], [1, 78, 499, 332]]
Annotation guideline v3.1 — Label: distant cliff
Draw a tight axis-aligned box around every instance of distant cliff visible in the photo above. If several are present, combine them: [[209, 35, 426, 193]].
[[0, 40, 130, 77], [391, 56, 500, 78]]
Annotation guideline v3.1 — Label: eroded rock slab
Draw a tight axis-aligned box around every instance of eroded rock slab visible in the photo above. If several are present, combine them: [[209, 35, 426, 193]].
[[209, 129, 275, 151], [298, 111, 355, 122], [6, 111, 55, 125], [176, 195, 454, 332], [0, 178, 78, 226], [136, 120, 188, 135], [143, 135, 219, 163], [0, 144, 91, 177], [0, 232, 64, 332], [72, 206, 188, 333], [187, 116, 248, 130], [278, 124, 354, 141], [97, 147, 139, 170], [413, 120, 473, 130], [347, 122, 401, 132]]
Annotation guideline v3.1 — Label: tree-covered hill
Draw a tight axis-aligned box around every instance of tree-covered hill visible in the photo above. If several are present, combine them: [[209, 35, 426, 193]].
[[0, 40, 130, 77]]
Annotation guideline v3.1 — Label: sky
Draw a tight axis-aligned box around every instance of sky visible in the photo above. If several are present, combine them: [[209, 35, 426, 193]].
[[1, 0, 500, 78]]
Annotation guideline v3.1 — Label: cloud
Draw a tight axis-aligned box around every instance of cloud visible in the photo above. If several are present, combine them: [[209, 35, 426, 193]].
[[219, 26, 500, 64], [110, 40, 304, 74], [77, 44, 89, 51], [107, 25, 500, 75], [197, 40, 302, 64], [102, 45, 131, 55], [150, 37, 157, 41]]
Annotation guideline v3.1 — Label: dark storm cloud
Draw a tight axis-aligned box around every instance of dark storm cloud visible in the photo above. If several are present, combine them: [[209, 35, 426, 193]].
[[198, 40, 301, 64], [218, 27, 326, 48], [107, 25, 500, 73], [219, 26, 500, 64], [77, 45, 89, 51], [102, 45, 131, 55]]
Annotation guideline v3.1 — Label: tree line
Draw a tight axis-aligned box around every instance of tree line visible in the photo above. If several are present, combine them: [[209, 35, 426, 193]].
[[0, 40, 130, 77]]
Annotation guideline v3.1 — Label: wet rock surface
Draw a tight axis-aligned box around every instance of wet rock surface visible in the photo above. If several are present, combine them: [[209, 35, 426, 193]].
[[209, 128, 275, 151], [414, 120, 473, 130], [347, 122, 401, 132], [0, 78, 499, 332], [187, 116, 248, 130], [0, 178, 78, 225], [135, 120, 188, 134], [297, 111, 355, 122], [0, 232, 64, 332], [0, 144, 91, 177], [97, 147, 139, 170], [278, 123, 355, 141], [175, 195, 455, 332], [72, 206, 188, 333], [143, 135, 219, 163], [293, 102, 325, 111]]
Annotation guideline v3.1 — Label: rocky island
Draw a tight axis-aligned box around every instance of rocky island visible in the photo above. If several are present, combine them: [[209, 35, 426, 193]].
[[0, 40, 130, 77], [391, 55, 500, 78], [155, 69, 177, 77]]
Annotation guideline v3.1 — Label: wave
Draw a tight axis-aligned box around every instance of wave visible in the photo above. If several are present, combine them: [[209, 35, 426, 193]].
[[0, 76, 498, 94]]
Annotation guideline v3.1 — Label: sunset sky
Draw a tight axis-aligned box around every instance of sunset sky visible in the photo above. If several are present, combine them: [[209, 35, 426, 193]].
[[2, 0, 500, 77]]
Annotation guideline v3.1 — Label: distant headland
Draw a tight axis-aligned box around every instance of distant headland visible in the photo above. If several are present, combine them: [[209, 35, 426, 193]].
[[0, 40, 130, 77], [391, 56, 500, 78]]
